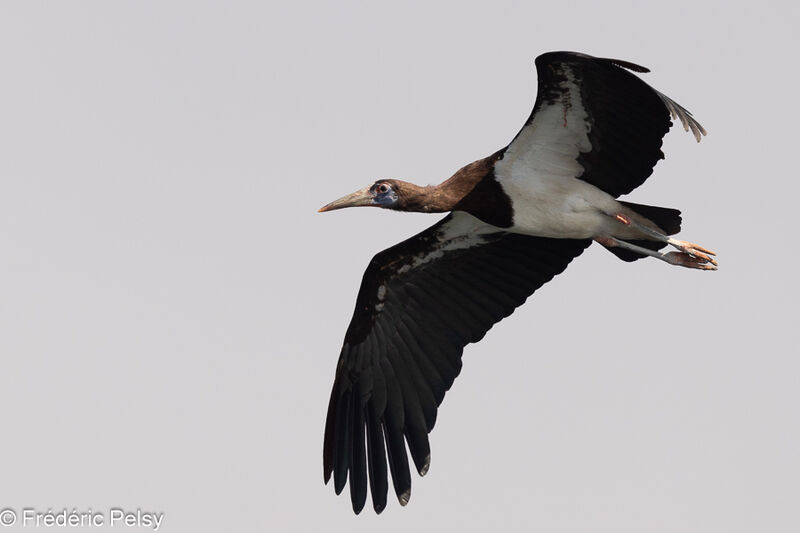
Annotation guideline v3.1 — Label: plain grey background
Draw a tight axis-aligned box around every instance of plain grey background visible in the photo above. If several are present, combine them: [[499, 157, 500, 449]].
[[1, 1, 797, 531]]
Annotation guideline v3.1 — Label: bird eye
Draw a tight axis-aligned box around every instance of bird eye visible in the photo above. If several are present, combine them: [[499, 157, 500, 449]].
[[377, 183, 389, 194]]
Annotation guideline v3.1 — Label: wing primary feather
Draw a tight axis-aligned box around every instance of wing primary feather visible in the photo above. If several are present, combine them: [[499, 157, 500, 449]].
[[349, 388, 368, 514], [379, 356, 412, 505], [655, 90, 707, 142], [333, 388, 352, 495], [365, 404, 388, 513], [383, 338, 434, 477], [364, 329, 388, 414], [404, 426, 432, 477], [322, 383, 339, 484]]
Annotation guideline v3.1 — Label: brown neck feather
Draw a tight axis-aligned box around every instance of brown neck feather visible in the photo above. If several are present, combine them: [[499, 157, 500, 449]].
[[396, 151, 502, 214], [392, 182, 449, 213]]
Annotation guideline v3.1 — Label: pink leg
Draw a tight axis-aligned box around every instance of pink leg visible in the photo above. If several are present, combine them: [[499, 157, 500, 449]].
[[596, 236, 718, 271]]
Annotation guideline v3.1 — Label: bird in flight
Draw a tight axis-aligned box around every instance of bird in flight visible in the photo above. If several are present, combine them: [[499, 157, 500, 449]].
[[318, 51, 716, 514]]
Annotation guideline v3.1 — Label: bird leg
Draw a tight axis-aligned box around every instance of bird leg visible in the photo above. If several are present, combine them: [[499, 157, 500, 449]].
[[613, 213, 717, 270], [609, 211, 718, 268], [595, 236, 717, 270]]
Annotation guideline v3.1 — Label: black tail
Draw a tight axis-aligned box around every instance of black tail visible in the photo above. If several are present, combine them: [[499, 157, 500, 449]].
[[619, 201, 682, 235], [603, 202, 682, 262]]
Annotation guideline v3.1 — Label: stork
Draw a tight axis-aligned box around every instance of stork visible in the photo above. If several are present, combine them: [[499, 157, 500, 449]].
[[318, 51, 716, 514]]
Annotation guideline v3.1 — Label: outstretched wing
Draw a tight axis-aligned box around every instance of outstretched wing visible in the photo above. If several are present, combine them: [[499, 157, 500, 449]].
[[502, 51, 706, 198], [323, 212, 591, 513]]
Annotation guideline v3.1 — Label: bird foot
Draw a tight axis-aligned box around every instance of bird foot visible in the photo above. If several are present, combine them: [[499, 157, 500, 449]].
[[662, 252, 717, 270], [667, 239, 718, 268]]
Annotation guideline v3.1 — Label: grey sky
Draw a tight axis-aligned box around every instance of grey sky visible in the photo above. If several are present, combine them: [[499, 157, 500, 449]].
[[0, 1, 797, 532]]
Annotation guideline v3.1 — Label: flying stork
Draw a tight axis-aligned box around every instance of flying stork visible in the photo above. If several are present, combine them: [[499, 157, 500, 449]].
[[318, 51, 716, 514]]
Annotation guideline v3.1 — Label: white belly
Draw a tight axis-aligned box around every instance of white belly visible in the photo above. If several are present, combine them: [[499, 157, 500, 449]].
[[492, 79, 623, 239], [496, 169, 621, 239]]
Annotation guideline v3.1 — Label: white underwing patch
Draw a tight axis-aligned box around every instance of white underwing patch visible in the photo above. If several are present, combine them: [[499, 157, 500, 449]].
[[493, 66, 620, 239], [394, 213, 496, 276]]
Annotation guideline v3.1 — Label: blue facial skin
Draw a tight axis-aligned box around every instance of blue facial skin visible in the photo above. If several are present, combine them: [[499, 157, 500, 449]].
[[370, 182, 398, 208]]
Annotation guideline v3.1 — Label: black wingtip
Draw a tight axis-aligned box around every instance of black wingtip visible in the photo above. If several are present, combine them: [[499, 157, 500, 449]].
[[373, 500, 386, 514], [418, 454, 431, 476], [398, 488, 411, 507], [334, 477, 346, 495]]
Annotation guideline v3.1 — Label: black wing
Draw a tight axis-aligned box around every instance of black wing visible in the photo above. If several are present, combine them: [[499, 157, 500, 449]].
[[323, 212, 591, 513], [503, 51, 706, 198]]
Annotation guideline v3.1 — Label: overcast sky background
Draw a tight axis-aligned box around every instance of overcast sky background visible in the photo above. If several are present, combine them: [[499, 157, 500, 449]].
[[0, 1, 797, 532]]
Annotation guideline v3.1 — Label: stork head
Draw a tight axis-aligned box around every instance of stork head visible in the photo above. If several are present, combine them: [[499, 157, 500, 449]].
[[318, 180, 400, 212]]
